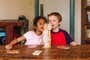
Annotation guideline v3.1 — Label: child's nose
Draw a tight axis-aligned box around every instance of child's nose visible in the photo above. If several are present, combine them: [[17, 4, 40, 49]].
[[50, 21, 54, 24], [41, 27, 44, 29]]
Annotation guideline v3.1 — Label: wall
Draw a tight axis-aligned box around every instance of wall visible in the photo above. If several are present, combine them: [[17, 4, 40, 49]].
[[39, 0, 70, 32], [0, 0, 35, 28], [75, 0, 81, 44]]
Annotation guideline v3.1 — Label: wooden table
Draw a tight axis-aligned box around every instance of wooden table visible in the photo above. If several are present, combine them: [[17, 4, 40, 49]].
[[0, 45, 90, 60], [0, 20, 23, 44]]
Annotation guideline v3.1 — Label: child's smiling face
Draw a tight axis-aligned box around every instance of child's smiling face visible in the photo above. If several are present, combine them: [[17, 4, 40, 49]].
[[48, 15, 60, 29], [36, 18, 45, 32]]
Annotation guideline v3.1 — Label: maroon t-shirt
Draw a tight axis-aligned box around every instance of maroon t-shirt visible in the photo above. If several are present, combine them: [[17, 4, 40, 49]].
[[51, 29, 73, 46]]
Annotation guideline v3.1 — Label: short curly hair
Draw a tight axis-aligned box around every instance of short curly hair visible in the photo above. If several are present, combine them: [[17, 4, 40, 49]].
[[48, 12, 62, 22]]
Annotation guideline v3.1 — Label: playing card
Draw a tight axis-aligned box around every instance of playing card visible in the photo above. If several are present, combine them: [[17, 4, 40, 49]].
[[32, 50, 42, 55]]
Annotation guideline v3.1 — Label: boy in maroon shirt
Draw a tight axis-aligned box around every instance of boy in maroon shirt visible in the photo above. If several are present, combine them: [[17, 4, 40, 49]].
[[48, 12, 77, 49]]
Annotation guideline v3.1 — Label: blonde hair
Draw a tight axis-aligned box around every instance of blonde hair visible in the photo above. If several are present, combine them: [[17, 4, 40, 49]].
[[48, 12, 62, 22]]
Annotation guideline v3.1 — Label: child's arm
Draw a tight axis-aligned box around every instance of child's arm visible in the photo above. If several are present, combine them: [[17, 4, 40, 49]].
[[70, 41, 77, 46], [64, 31, 77, 46], [5, 36, 25, 50]]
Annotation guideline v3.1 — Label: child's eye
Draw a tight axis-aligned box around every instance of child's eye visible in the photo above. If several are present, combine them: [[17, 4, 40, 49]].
[[39, 23, 43, 25]]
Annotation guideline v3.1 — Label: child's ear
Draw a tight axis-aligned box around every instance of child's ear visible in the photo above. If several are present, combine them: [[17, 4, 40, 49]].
[[59, 22, 61, 26]]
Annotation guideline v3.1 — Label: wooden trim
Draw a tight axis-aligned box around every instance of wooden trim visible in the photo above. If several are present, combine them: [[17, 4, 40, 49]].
[[70, 0, 75, 39], [35, 0, 39, 16]]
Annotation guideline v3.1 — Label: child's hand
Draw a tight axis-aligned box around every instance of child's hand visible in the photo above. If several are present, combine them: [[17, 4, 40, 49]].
[[70, 41, 77, 46], [27, 45, 38, 48], [57, 45, 70, 49], [47, 24, 52, 31], [44, 24, 52, 31], [5, 44, 12, 50]]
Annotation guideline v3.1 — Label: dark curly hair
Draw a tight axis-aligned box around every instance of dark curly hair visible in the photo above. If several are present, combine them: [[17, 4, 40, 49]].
[[33, 16, 47, 27]]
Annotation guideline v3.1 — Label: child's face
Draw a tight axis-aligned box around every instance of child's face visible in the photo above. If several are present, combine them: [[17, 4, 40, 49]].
[[36, 19, 45, 32], [48, 15, 60, 29]]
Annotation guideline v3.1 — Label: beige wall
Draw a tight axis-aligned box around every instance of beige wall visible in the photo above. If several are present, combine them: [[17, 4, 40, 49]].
[[0, 0, 35, 28], [75, 0, 81, 44]]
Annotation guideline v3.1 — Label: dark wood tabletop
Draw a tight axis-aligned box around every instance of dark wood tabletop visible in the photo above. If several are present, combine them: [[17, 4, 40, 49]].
[[0, 45, 90, 60]]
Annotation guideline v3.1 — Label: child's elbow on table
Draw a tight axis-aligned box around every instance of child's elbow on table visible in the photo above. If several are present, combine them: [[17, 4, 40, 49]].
[[70, 41, 77, 46]]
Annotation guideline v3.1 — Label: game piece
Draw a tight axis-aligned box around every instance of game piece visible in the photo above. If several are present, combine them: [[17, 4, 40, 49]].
[[43, 24, 52, 48]]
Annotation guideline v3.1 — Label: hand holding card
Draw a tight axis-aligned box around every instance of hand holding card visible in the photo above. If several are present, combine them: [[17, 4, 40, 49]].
[[44, 24, 52, 31]]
